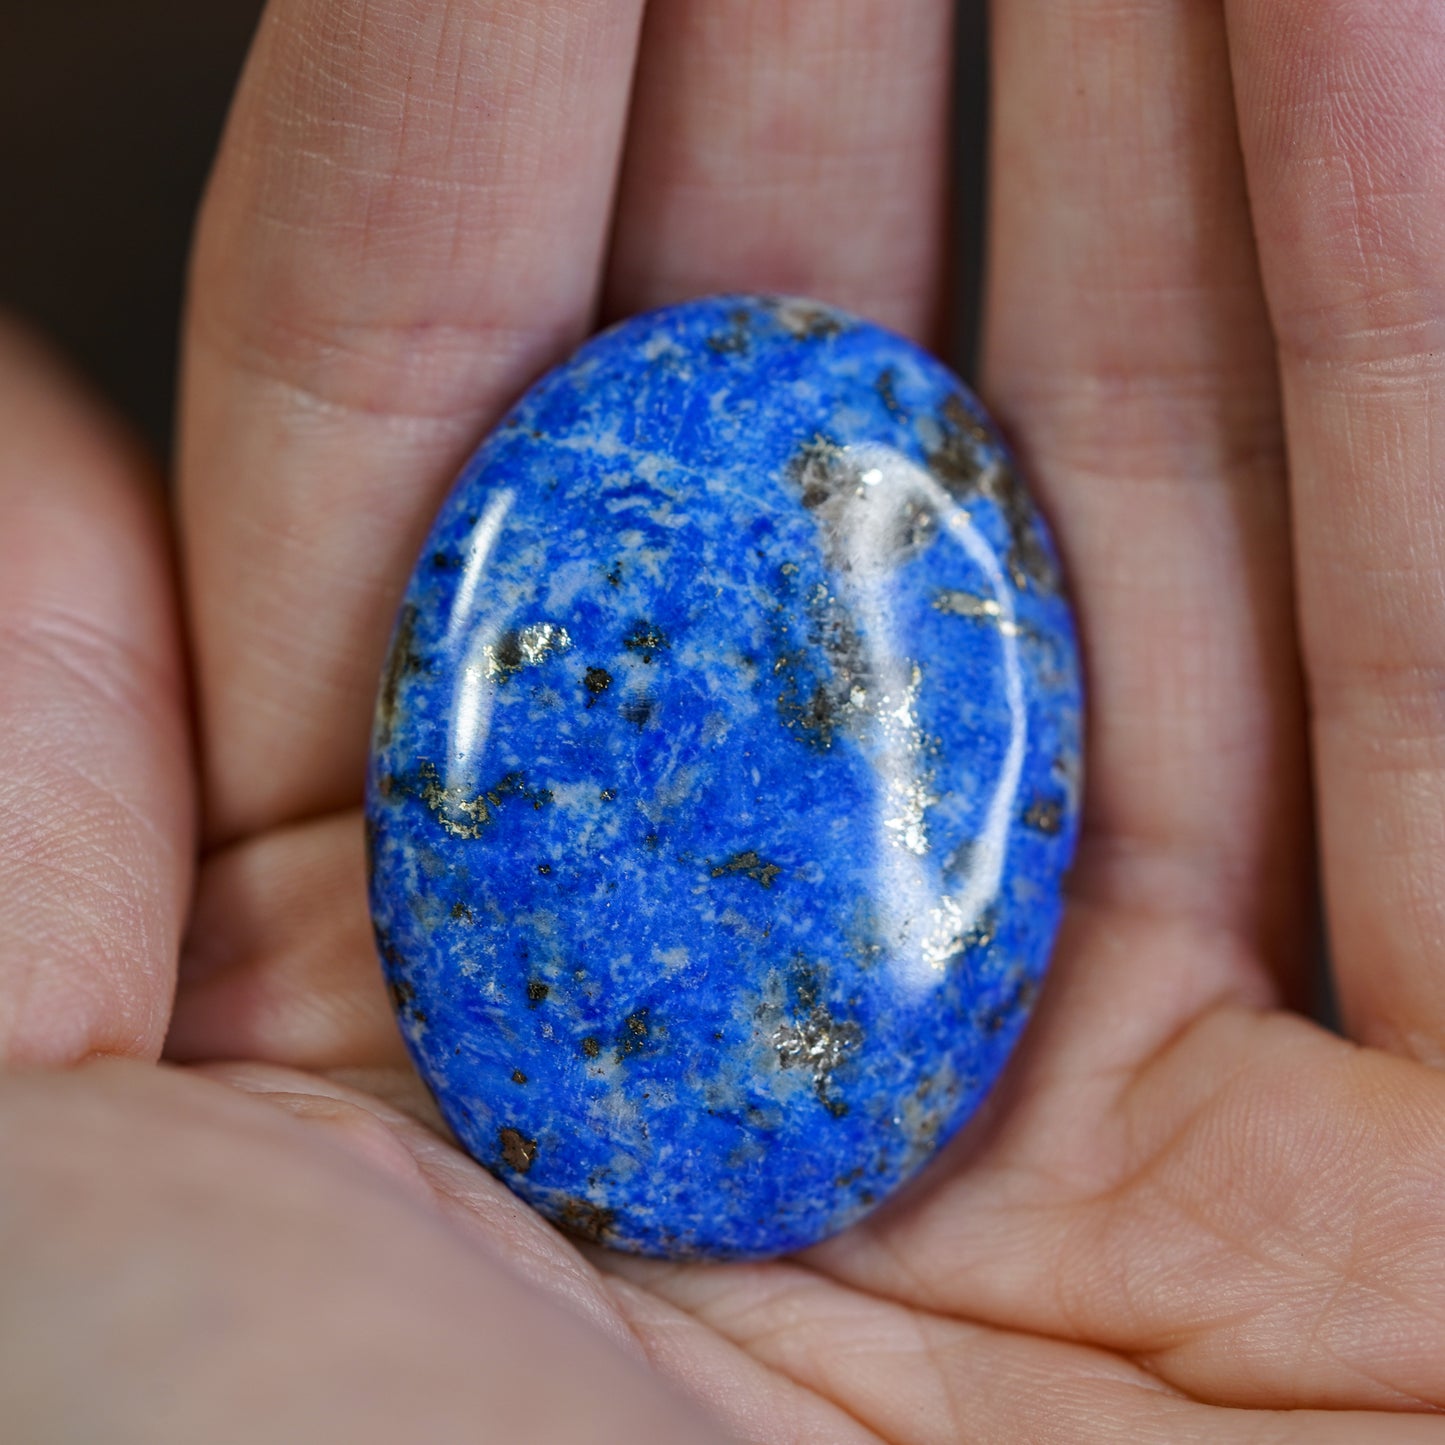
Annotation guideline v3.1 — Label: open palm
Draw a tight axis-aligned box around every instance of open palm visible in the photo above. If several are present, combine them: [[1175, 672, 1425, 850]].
[[7, 2, 1445, 1439]]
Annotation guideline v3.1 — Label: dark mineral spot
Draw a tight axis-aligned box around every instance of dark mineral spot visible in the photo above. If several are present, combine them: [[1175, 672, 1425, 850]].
[[581, 1036, 601, 1059], [959, 907, 998, 955], [583, 666, 612, 706], [385, 983, 428, 1029], [450, 900, 473, 922], [777, 677, 837, 750], [498, 1126, 538, 1173], [375, 603, 420, 748], [979, 1003, 1007, 1035], [488, 629, 525, 682], [767, 297, 845, 341], [411, 761, 552, 839], [875, 366, 906, 419], [526, 979, 550, 1007], [599, 788, 617, 802], [620, 697, 656, 731], [622, 621, 669, 663], [373, 926, 404, 973], [511, 1069, 528, 1084], [789, 434, 847, 509], [537, 863, 552, 875], [982, 972, 1039, 1033], [615, 1008, 652, 1063], [705, 309, 752, 355], [792, 963, 821, 1011], [486, 771, 553, 812], [414, 761, 488, 838], [927, 392, 993, 492], [771, 993, 861, 1119], [711, 849, 783, 889], [770, 464, 876, 751], [605, 560, 623, 588], [929, 394, 1058, 592], [556, 1195, 616, 1245], [1023, 798, 1065, 835]]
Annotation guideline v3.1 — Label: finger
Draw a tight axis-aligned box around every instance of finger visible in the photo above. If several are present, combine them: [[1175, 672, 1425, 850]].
[[182, 0, 647, 844], [166, 810, 405, 1070], [984, 0, 1309, 966], [603, 0, 954, 342], [1224, 2, 1445, 1057], [0, 322, 192, 1065]]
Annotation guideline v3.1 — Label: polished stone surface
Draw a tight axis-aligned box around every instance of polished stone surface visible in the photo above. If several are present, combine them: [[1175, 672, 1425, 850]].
[[366, 295, 1082, 1259]]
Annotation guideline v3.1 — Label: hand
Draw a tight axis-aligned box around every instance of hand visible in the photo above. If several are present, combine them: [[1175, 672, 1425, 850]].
[[8, 2, 1445, 1439]]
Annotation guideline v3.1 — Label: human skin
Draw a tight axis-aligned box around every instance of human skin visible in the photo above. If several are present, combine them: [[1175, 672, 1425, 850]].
[[6, 0, 1445, 1439]]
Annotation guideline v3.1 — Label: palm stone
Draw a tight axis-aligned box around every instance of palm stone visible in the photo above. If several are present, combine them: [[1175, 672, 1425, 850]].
[[366, 294, 1082, 1259]]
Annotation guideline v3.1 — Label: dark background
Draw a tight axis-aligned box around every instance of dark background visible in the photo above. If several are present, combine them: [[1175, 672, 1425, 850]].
[[0, 1, 988, 457], [3, 0, 268, 451]]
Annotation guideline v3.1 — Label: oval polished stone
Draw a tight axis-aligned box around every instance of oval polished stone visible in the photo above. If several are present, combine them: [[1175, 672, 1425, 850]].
[[366, 294, 1082, 1259]]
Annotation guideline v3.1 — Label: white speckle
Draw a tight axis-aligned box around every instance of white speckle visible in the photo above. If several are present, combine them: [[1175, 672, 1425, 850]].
[[653, 945, 690, 975]]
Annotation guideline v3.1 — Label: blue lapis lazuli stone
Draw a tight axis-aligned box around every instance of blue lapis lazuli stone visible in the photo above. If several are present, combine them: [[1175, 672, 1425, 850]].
[[366, 294, 1082, 1259]]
